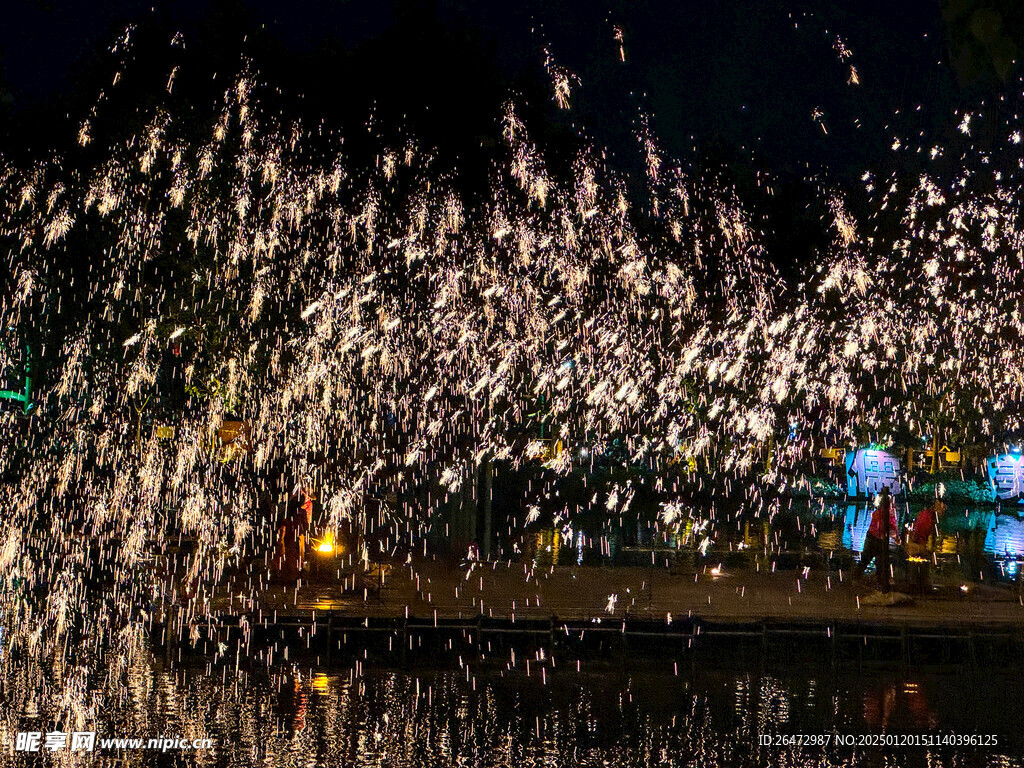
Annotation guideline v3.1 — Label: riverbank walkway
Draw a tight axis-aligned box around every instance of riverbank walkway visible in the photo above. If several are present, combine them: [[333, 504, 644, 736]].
[[204, 560, 1024, 629]]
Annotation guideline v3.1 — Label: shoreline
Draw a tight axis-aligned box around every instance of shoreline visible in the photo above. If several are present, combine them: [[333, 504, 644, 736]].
[[154, 563, 1024, 666]]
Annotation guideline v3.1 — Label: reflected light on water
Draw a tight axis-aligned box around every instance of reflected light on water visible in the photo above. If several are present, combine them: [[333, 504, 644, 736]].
[[28, 659, 1004, 767]]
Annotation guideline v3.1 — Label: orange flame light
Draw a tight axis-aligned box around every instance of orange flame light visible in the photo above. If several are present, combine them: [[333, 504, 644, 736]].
[[315, 532, 335, 554]]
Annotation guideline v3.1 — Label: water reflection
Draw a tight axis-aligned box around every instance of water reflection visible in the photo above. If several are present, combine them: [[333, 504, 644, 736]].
[[838, 502, 1024, 563], [53, 657, 1021, 767], [842, 504, 873, 554], [580, 500, 1024, 582], [984, 514, 1024, 561]]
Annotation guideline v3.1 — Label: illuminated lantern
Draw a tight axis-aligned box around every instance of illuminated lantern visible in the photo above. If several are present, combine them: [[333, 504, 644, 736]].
[[308, 531, 342, 578], [845, 448, 901, 498], [215, 419, 251, 461], [314, 531, 337, 555], [819, 447, 843, 464], [988, 453, 1024, 502]]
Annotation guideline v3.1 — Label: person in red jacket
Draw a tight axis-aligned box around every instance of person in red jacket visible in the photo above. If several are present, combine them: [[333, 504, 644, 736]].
[[853, 486, 901, 593], [905, 499, 945, 593], [910, 500, 945, 549]]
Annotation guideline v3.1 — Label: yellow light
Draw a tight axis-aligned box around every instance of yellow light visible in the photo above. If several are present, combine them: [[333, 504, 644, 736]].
[[311, 673, 330, 692], [317, 541, 333, 553]]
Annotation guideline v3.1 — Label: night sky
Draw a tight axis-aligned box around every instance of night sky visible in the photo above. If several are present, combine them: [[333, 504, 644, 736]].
[[1, 1, 1022, 196]]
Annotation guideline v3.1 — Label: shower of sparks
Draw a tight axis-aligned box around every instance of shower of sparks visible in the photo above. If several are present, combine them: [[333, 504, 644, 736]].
[[2, 22, 1024, 758]]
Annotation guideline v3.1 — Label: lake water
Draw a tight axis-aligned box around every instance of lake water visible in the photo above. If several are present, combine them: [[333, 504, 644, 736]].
[[67, 654, 1024, 767], [590, 502, 1024, 581]]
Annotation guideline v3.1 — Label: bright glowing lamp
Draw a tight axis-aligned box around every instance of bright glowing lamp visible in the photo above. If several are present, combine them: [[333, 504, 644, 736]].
[[315, 532, 336, 554]]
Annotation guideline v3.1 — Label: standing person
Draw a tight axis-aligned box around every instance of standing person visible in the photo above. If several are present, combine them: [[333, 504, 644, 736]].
[[909, 500, 945, 553], [854, 486, 900, 593], [906, 500, 945, 592], [274, 486, 313, 584]]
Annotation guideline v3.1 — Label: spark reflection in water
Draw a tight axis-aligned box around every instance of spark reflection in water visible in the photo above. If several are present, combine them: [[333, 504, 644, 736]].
[[3, 20, 1024, 759], [21, 659, 1011, 767]]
